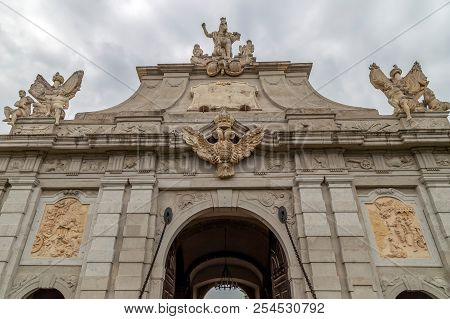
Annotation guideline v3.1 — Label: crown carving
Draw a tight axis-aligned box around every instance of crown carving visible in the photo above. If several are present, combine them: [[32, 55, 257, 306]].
[[214, 108, 235, 129]]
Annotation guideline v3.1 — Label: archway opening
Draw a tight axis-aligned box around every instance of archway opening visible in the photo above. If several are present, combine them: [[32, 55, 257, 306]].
[[204, 286, 249, 299], [396, 290, 433, 299], [162, 210, 291, 299], [26, 288, 64, 299]]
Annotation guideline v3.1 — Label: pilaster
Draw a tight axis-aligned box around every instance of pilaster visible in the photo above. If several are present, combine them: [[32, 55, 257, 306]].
[[296, 176, 342, 298], [325, 176, 378, 298]]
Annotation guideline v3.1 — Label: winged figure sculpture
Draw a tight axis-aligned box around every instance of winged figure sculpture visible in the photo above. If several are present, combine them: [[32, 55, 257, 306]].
[[369, 62, 429, 121], [28, 70, 84, 125], [182, 109, 264, 178]]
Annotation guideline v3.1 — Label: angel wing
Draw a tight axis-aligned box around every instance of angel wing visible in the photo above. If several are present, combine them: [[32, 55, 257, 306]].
[[402, 62, 428, 98], [231, 127, 264, 164], [28, 74, 52, 103], [182, 127, 218, 164], [60, 70, 84, 99], [369, 63, 391, 91]]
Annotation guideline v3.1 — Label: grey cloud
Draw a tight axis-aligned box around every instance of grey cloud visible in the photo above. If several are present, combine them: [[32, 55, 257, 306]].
[[0, 0, 449, 133]]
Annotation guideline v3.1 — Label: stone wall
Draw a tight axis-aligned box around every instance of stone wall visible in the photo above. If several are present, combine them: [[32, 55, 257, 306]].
[[0, 145, 448, 299]]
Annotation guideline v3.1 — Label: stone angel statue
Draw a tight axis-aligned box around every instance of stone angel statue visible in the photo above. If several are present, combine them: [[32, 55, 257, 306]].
[[181, 110, 264, 178], [28, 70, 84, 125], [369, 62, 429, 121]]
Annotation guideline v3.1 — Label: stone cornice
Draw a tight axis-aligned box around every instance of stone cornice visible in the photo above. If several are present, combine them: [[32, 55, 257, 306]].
[[1, 129, 450, 151], [136, 62, 313, 82]]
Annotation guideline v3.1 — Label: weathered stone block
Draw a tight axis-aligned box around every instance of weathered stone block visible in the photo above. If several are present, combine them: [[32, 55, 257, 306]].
[[329, 188, 358, 213], [315, 291, 342, 298], [340, 237, 371, 262], [119, 238, 146, 262], [334, 213, 364, 236], [0, 213, 22, 236], [428, 187, 450, 213], [299, 188, 326, 213], [303, 213, 331, 236], [311, 275, 341, 291], [115, 263, 143, 290], [114, 291, 140, 298], [86, 237, 116, 262], [79, 291, 107, 298], [306, 237, 336, 262], [0, 190, 32, 213], [350, 286, 378, 299], [344, 262, 374, 280], [0, 237, 14, 261], [97, 190, 124, 214], [127, 189, 153, 214], [81, 263, 112, 290], [92, 214, 120, 237], [123, 214, 149, 237], [437, 213, 450, 238]]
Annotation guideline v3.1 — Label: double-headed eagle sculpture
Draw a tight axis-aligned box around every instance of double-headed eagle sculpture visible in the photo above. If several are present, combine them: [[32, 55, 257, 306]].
[[182, 109, 264, 178], [369, 62, 449, 120]]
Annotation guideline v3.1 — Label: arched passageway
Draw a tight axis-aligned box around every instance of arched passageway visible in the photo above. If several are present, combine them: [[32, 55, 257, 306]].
[[26, 288, 65, 299], [396, 291, 434, 299], [161, 212, 291, 299]]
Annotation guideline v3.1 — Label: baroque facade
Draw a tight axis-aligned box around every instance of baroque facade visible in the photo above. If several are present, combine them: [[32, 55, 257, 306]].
[[0, 18, 449, 299]]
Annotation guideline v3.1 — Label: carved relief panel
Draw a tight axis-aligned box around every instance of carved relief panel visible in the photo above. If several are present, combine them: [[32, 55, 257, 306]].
[[359, 189, 441, 267], [366, 197, 429, 259], [31, 198, 89, 258], [21, 190, 96, 265]]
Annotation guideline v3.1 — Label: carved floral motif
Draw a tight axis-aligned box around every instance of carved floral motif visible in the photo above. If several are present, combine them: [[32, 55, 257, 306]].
[[366, 196, 429, 259], [31, 198, 88, 258]]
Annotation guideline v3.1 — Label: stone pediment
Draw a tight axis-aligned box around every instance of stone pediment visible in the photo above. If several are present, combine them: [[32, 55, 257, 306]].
[[73, 61, 376, 123]]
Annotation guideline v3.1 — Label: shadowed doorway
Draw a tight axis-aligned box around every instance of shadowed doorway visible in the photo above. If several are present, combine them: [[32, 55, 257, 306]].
[[162, 211, 291, 299]]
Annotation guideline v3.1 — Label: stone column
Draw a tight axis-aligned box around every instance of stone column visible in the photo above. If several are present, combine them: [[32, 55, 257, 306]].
[[78, 177, 128, 299], [0, 177, 40, 298], [113, 177, 156, 298], [418, 176, 450, 267], [296, 176, 342, 298], [325, 176, 378, 298]]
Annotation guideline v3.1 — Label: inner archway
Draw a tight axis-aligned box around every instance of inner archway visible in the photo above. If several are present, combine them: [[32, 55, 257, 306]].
[[161, 211, 291, 299], [26, 288, 64, 299], [396, 290, 434, 299]]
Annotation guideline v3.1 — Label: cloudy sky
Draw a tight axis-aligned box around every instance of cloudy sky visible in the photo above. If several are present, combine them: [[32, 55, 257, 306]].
[[0, 0, 449, 134]]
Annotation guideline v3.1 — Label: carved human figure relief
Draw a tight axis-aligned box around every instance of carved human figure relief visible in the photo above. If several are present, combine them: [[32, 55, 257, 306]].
[[366, 196, 429, 259], [31, 198, 88, 258]]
